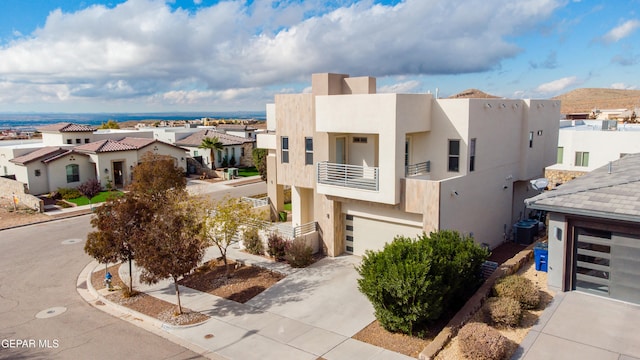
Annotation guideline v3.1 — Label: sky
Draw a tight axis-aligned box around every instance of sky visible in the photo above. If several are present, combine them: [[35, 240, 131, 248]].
[[0, 0, 638, 113]]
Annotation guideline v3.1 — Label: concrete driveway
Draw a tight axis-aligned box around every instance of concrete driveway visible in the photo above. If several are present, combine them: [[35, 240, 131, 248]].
[[514, 291, 640, 360]]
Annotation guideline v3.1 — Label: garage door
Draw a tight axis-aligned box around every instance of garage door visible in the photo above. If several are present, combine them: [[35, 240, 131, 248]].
[[345, 214, 423, 256], [574, 227, 640, 304]]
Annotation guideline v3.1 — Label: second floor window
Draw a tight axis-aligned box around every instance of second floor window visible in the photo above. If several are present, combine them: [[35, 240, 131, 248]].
[[281, 136, 289, 163], [557, 147, 564, 164], [448, 139, 460, 172], [469, 138, 476, 172], [66, 164, 79, 183], [575, 151, 589, 167], [305, 137, 313, 165]]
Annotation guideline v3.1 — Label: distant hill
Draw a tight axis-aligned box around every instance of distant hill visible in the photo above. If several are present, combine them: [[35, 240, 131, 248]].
[[552, 88, 640, 114], [448, 89, 500, 99]]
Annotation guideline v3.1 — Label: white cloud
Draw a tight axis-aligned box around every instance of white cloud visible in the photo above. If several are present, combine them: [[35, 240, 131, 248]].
[[600, 19, 640, 44], [535, 76, 580, 94], [378, 80, 422, 93], [0, 0, 564, 111], [610, 83, 637, 90]]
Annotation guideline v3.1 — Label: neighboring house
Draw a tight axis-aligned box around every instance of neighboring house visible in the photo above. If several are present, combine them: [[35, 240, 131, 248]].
[[525, 154, 640, 305], [215, 124, 258, 140], [1, 123, 189, 195], [257, 73, 560, 256], [175, 129, 256, 168], [547, 120, 640, 188]]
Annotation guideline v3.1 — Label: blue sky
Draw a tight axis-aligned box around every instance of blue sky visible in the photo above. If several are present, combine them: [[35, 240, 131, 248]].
[[0, 0, 638, 113]]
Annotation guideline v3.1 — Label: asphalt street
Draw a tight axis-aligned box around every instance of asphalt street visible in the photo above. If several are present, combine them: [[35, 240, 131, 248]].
[[0, 215, 205, 360]]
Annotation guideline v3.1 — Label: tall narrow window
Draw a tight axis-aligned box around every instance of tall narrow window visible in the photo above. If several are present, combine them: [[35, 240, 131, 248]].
[[529, 131, 534, 148], [448, 139, 460, 172], [557, 147, 564, 164], [575, 151, 589, 167], [66, 164, 79, 183], [281, 136, 289, 163], [405, 137, 410, 167], [305, 137, 313, 165], [469, 138, 476, 172]]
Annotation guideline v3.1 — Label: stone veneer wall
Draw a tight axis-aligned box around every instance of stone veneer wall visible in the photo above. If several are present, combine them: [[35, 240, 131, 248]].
[[545, 169, 587, 189], [0, 177, 44, 212]]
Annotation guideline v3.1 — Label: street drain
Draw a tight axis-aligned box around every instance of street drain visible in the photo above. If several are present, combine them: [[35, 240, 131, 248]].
[[36, 307, 67, 319], [61, 238, 83, 245], [204, 334, 214, 339]]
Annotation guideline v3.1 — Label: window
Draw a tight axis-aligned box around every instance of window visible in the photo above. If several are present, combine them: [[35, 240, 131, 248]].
[[76, 138, 81, 144], [469, 138, 476, 172], [557, 147, 564, 164], [448, 139, 460, 172], [34, 169, 41, 177], [66, 139, 72, 144], [575, 151, 589, 167], [353, 137, 367, 143], [66, 164, 79, 183], [241, 147, 245, 157], [84, 138, 90, 143], [194, 150, 199, 157], [529, 131, 534, 148], [305, 137, 313, 165], [281, 136, 289, 163]]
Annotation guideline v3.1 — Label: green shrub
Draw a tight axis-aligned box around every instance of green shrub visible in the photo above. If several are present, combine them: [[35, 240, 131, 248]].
[[243, 228, 264, 255], [57, 187, 82, 200], [458, 322, 509, 360], [285, 237, 313, 268], [356, 230, 489, 336], [494, 275, 540, 310], [267, 233, 289, 261], [483, 297, 522, 327]]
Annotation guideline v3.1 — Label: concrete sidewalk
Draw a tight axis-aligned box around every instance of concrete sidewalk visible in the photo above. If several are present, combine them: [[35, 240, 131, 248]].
[[82, 246, 414, 360], [513, 291, 640, 360]]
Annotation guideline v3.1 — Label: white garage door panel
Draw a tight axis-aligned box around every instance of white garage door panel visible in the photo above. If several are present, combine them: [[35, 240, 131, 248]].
[[352, 216, 423, 256]]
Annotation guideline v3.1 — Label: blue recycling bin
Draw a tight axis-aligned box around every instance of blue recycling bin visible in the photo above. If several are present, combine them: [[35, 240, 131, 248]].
[[534, 242, 548, 272]]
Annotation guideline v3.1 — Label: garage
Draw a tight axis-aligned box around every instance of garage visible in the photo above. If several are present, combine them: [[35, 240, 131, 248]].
[[344, 213, 423, 256], [572, 226, 640, 304]]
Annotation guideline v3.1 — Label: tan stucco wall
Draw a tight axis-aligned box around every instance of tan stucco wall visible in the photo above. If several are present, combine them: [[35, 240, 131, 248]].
[[47, 154, 95, 193]]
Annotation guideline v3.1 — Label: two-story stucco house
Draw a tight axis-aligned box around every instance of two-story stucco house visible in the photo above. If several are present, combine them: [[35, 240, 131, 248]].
[[257, 73, 560, 256]]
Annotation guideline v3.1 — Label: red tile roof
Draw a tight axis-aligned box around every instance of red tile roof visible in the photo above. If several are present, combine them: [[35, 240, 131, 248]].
[[9, 147, 70, 165], [37, 123, 97, 132], [74, 139, 139, 153], [175, 129, 254, 147]]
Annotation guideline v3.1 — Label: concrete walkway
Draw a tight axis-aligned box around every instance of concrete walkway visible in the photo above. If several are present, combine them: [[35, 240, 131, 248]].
[[82, 246, 413, 360], [513, 291, 640, 360]]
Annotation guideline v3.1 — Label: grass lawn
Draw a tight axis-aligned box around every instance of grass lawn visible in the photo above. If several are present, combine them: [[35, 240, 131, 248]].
[[284, 202, 292, 211], [68, 191, 123, 206], [237, 167, 260, 177]]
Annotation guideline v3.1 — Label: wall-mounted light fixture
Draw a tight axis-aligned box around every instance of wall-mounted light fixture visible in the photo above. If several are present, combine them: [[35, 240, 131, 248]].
[[484, 103, 492, 109], [104, 168, 109, 174], [451, 190, 459, 197]]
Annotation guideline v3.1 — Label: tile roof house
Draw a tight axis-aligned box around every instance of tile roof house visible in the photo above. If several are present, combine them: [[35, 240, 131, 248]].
[[526, 153, 640, 304], [175, 129, 255, 168], [3, 127, 188, 195]]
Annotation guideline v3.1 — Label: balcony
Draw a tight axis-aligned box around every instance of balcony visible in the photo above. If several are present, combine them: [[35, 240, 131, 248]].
[[316, 161, 379, 191], [405, 161, 430, 177]]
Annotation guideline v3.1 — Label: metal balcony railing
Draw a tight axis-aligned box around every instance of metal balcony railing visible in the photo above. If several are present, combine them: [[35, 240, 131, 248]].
[[293, 221, 318, 238], [317, 161, 379, 191], [405, 161, 430, 177]]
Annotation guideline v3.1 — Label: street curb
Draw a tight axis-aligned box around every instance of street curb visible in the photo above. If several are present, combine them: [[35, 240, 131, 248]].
[[77, 261, 224, 359]]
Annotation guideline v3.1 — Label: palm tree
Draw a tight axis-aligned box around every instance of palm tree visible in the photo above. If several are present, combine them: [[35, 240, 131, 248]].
[[199, 136, 223, 169]]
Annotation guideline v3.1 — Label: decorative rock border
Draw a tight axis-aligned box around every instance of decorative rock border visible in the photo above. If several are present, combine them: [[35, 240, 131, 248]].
[[419, 240, 540, 360]]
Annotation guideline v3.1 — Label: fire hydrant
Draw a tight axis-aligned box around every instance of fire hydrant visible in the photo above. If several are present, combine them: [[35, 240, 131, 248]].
[[105, 272, 113, 291]]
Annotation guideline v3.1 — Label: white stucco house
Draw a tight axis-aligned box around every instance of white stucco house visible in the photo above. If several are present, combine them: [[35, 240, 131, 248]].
[[1, 123, 189, 195], [257, 73, 560, 257], [175, 129, 256, 169]]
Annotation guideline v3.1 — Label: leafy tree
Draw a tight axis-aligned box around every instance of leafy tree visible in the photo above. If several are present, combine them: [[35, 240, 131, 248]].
[[129, 152, 186, 197], [357, 230, 488, 336], [252, 148, 268, 181], [202, 196, 267, 277], [86, 192, 151, 291], [134, 192, 206, 314], [198, 137, 223, 170], [77, 178, 102, 210], [99, 119, 120, 129]]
